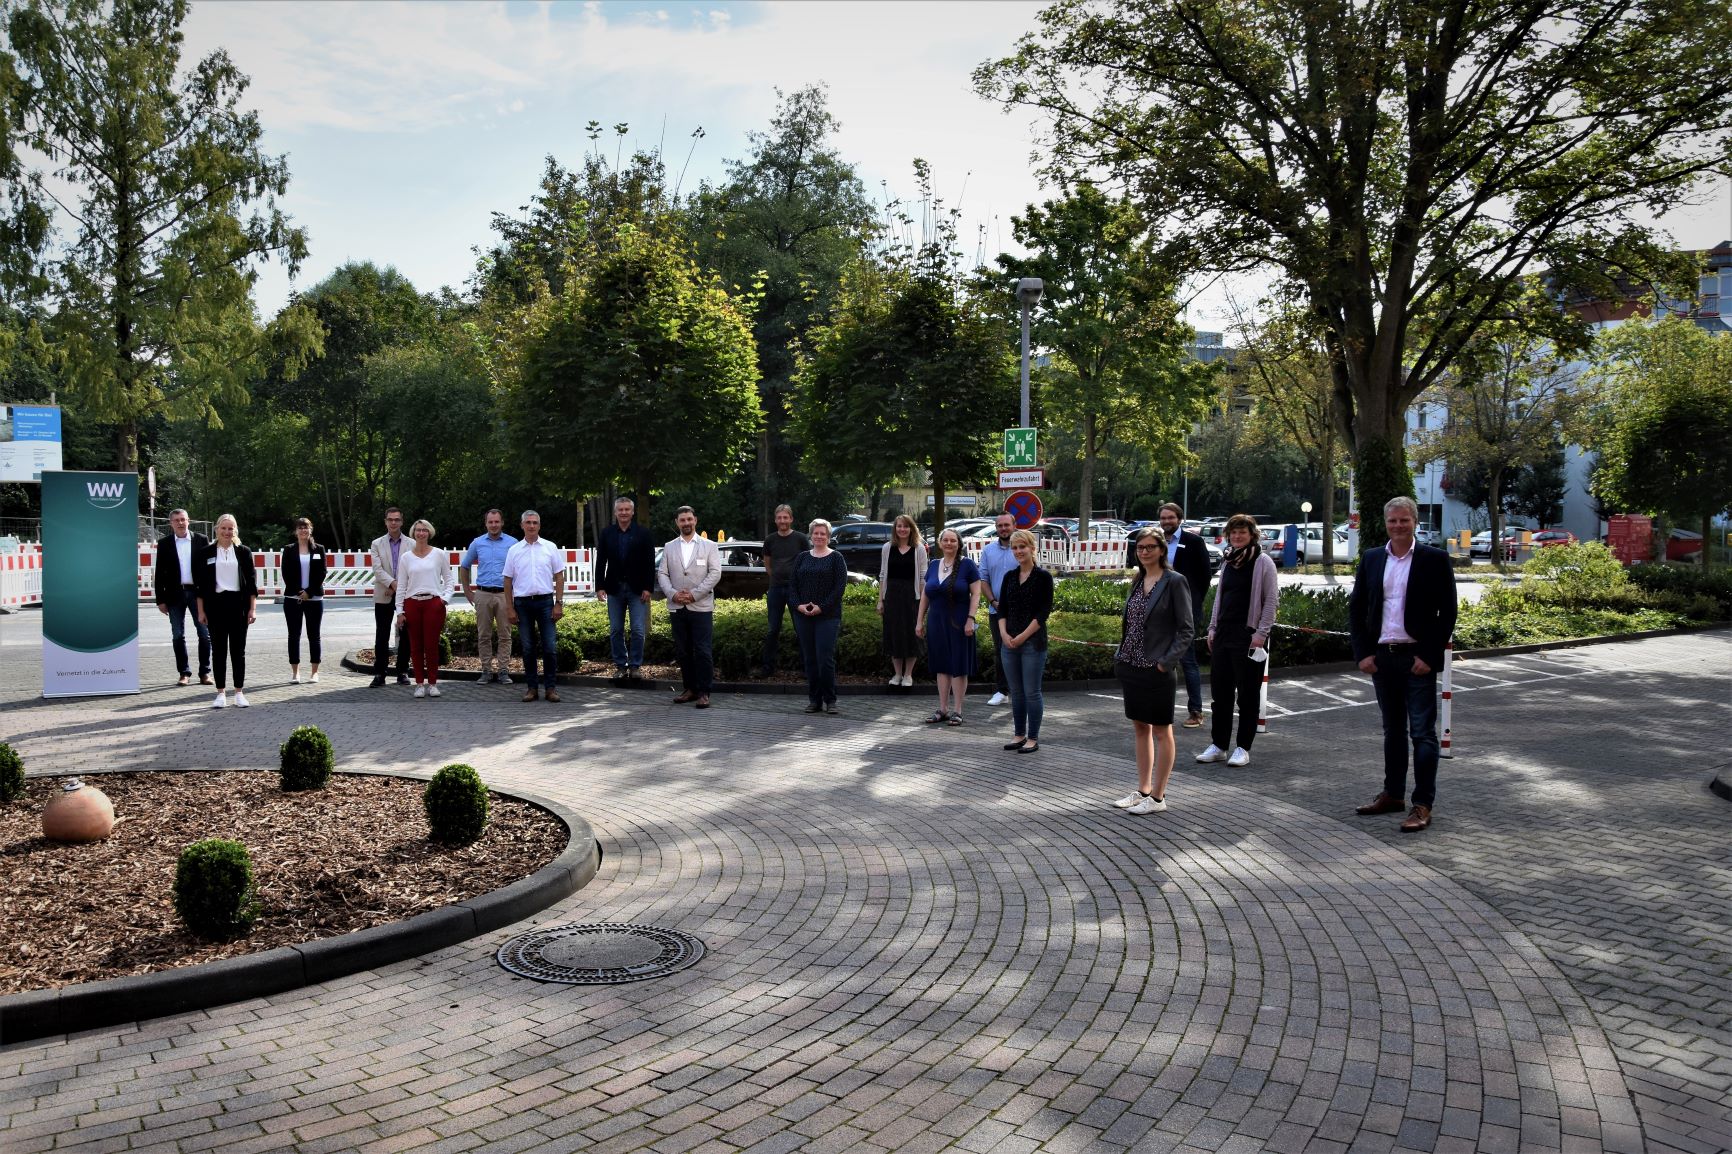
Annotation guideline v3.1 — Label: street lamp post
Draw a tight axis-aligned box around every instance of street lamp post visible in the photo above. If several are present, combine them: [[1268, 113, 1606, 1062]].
[[1301, 500, 1313, 563], [1016, 278, 1043, 429]]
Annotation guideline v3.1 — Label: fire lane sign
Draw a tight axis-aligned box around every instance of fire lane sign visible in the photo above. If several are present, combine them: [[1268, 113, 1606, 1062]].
[[997, 468, 1045, 490]]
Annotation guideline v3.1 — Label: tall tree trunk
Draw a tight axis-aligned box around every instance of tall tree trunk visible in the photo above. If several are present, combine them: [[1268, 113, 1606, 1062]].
[[931, 464, 947, 534], [1488, 468, 1505, 571], [757, 429, 772, 540], [1703, 512, 1715, 571], [1078, 411, 1097, 543], [574, 498, 586, 552], [635, 469, 652, 532], [1320, 464, 1337, 575], [868, 485, 882, 521]]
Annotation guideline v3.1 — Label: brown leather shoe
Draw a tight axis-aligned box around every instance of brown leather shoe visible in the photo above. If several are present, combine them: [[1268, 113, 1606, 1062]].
[[1355, 792, 1405, 815], [672, 691, 697, 704], [521, 688, 539, 702], [694, 695, 710, 709], [1182, 712, 1203, 728], [1400, 805, 1432, 832], [543, 689, 561, 703]]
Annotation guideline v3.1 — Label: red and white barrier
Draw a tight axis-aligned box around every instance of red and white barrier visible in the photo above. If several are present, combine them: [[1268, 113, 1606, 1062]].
[[132, 545, 596, 601], [962, 537, 1129, 574], [0, 551, 43, 609], [1439, 640, 1454, 758]]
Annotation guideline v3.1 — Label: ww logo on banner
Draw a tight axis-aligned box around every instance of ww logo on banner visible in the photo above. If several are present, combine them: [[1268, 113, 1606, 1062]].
[[85, 481, 128, 510]]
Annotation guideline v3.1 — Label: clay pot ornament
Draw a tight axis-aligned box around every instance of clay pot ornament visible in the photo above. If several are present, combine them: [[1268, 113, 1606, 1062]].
[[41, 778, 115, 843]]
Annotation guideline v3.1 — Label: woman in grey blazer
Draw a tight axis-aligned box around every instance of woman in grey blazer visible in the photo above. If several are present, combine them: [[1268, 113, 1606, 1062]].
[[1111, 527, 1195, 815]]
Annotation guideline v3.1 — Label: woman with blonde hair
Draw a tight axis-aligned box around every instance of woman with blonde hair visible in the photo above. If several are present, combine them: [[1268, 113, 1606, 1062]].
[[1112, 527, 1194, 814], [876, 513, 928, 687], [194, 514, 258, 709], [395, 518, 452, 698], [916, 526, 981, 725], [997, 528, 1054, 752]]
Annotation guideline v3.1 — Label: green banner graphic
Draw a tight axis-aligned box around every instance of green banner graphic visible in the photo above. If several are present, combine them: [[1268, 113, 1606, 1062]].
[[42, 470, 139, 696]]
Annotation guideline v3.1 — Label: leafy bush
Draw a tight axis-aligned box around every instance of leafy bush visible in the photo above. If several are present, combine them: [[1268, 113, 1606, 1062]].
[[0, 742, 23, 803], [843, 581, 879, 607], [173, 839, 259, 939], [1051, 574, 1130, 615], [1628, 563, 1732, 618], [1453, 585, 1685, 647], [1521, 542, 1627, 603], [425, 763, 489, 845], [1267, 586, 1355, 665], [278, 725, 334, 791]]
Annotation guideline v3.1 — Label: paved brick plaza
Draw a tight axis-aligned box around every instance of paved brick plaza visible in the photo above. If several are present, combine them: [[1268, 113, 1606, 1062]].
[[1, 614, 1727, 1153]]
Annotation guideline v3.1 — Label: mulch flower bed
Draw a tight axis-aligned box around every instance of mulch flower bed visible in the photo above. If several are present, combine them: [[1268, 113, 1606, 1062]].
[[0, 773, 567, 995]]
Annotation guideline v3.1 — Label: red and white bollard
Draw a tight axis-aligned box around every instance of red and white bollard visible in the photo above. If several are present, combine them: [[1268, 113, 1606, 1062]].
[[1256, 642, 1271, 734], [1439, 640, 1454, 758]]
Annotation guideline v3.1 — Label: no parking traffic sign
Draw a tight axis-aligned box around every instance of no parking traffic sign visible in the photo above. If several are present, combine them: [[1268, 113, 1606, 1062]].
[[1004, 489, 1043, 529]]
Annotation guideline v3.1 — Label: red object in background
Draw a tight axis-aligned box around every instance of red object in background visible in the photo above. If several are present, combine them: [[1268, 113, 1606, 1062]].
[[1666, 528, 1703, 562], [1348, 512, 1360, 530], [1606, 515, 1653, 565]]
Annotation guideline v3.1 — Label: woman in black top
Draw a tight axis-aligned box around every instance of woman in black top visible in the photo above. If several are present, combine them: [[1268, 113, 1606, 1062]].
[[790, 518, 849, 715], [997, 529, 1054, 752], [280, 516, 328, 684], [1111, 527, 1194, 814]]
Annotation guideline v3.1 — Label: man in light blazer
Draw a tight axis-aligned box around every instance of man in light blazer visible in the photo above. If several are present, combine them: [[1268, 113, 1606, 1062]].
[[369, 507, 412, 686], [657, 505, 724, 708], [1349, 495, 1459, 833], [154, 508, 211, 686]]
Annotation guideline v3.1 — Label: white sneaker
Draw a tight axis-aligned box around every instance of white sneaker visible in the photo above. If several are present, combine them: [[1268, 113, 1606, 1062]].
[[1226, 747, 1250, 767], [290, 673, 300, 684], [212, 691, 228, 709], [413, 684, 427, 698], [888, 676, 901, 687], [1112, 792, 1143, 809], [1195, 744, 1226, 763], [427, 684, 441, 698], [309, 672, 320, 684], [233, 691, 250, 708], [988, 692, 1008, 706], [1127, 795, 1168, 815], [900, 674, 914, 687]]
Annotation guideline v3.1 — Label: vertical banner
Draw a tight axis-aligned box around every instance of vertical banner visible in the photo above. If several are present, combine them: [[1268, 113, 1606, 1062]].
[[41, 470, 139, 697]]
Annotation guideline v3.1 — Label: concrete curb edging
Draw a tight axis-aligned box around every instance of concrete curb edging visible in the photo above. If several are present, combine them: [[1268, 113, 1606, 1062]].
[[341, 621, 1727, 697], [0, 781, 599, 1047]]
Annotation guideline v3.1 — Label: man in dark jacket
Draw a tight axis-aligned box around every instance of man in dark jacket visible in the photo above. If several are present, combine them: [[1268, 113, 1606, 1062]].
[[595, 496, 656, 684], [153, 508, 211, 686], [1349, 496, 1459, 832], [1158, 503, 1212, 727]]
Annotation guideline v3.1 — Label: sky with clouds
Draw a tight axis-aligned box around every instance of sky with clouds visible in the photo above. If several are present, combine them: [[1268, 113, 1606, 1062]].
[[180, 0, 1732, 333]]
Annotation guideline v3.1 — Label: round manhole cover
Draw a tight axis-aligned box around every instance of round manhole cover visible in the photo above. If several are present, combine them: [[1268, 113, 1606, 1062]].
[[497, 923, 705, 984]]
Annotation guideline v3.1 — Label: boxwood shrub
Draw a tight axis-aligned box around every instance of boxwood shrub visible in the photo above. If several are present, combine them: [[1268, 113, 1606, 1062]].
[[173, 839, 260, 939], [0, 741, 23, 803], [279, 725, 334, 791], [425, 763, 489, 845]]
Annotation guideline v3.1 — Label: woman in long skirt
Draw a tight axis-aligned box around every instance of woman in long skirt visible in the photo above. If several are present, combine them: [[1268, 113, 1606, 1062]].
[[877, 514, 927, 686], [916, 527, 981, 726]]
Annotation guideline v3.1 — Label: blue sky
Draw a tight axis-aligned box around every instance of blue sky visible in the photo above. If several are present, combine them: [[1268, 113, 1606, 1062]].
[[179, 0, 1732, 333]]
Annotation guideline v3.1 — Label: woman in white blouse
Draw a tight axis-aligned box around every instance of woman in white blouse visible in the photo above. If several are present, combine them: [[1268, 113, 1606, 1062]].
[[193, 514, 258, 709], [395, 518, 453, 698]]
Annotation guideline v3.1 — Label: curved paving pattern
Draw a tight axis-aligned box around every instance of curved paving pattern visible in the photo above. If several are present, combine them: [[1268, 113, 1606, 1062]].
[[2, 676, 1647, 1153]]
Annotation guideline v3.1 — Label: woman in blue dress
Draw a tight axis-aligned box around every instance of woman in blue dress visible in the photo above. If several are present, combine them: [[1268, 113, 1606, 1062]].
[[915, 526, 981, 726]]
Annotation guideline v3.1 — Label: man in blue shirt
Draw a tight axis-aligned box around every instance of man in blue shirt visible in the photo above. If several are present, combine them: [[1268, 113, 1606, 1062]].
[[595, 495, 657, 684], [460, 508, 518, 684], [978, 512, 1018, 706]]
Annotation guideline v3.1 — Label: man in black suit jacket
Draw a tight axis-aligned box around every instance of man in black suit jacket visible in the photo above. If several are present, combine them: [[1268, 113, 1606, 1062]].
[[1349, 496, 1459, 832], [1158, 503, 1212, 727], [153, 508, 211, 686], [595, 495, 657, 683]]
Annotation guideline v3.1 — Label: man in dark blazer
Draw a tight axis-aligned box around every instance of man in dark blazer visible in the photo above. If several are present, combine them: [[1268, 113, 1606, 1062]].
[[1158, 502, 1212, 728], [595, 495, 657, 684], [1349, 496, 1459, 832], [153, 508, 210, 686]]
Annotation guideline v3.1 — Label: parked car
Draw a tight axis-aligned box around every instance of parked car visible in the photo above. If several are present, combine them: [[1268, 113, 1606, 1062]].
[[1414, 527, 1442, 547], [1530, 529, 1578, 548], [652, 540, 877, 598], [829, 520, 897, 573], [1469, 531, 1519, 560], [1298, 526, 1350, 563]]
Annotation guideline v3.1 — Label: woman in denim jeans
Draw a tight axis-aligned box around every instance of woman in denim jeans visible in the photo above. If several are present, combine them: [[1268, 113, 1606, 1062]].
[[996, 529, 1054, 753]]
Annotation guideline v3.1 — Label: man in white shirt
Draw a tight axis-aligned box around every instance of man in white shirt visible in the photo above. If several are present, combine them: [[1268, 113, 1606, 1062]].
[[153, 508, 210, 686], [656, 505, 724, 708], [1348, 496, 1459, 833], [503, 510, 565, 703]]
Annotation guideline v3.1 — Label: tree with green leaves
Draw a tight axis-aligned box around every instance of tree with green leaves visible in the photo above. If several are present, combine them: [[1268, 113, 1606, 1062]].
[[793, 237, 1013, 533], [506, 224, 762, 523], [1231, 312, 1346, 568], [994, 186, 1217, 541], [1503, 444, 1569, 529], [1589, 315, 1732, 567], [5, 0, 312, 472], [689, 85, 872, 536], [1412, 322, 1584, 567], [977, 0, 1732, 550]]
